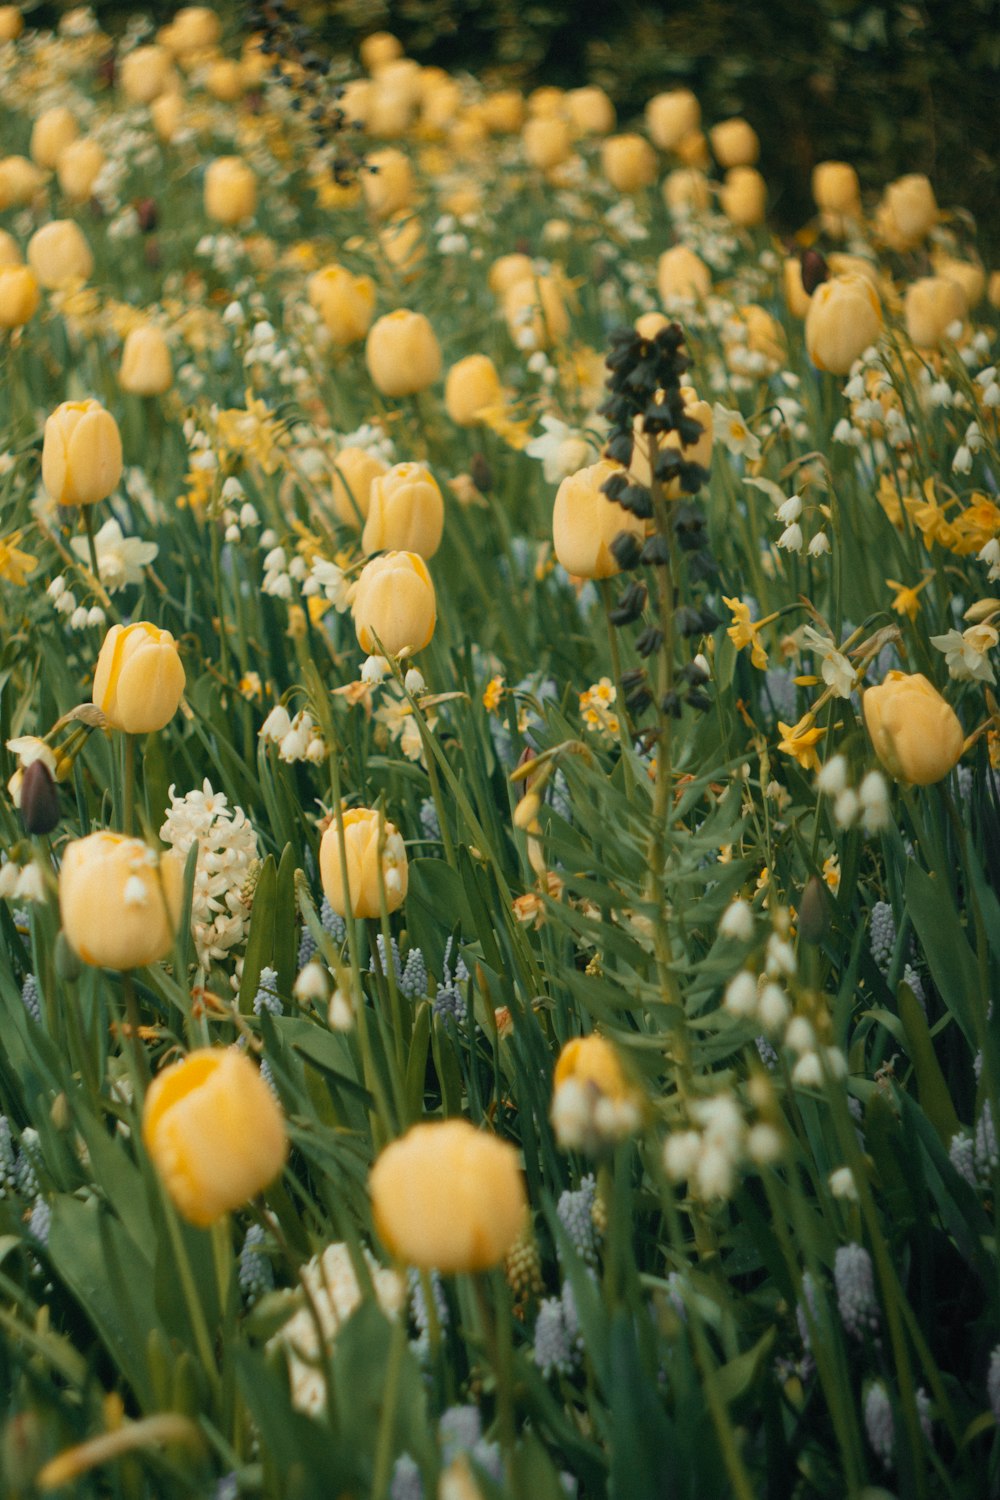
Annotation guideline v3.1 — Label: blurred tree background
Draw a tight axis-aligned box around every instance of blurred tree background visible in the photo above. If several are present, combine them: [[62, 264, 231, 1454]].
[[40, 0, 1000, 251]]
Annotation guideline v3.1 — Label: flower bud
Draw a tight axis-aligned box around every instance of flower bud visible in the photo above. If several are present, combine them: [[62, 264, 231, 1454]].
[[798, 875, 831, 946], [710, 117, 759, 168], [0, 265, 39, 328], [444, 353, 503, 427], [0, 7, 23, 41], [503, 274, 569, 351], [629, 387, 713, 496], [601, 133, 656, 193], [319, 806, 408, 919], [360, 30, 403, 72], [142, 1047, 287, 1226], [876, 173, 937, 250], [645, 89, 700, 151], [206, 58, 243, 102], [488, 252, 534, 297], [565, 85, 615, 136], [119, 324, 173, 395], [783, 257, 812, 318], [378, 213, 424, 278], [552, 459, 645, 579], [369, 1119, 527, 1272], [805, 274, 882, 375], [120, 44, 177, 104], [0, 155, 44, 209], [150, 90, 185, 143], [362, 147, 413, 219], [30, 107, 78, 170], [657, 244, 711, 304], [42, 399, 123, 506], [60, 832, 184, 970], [204, 156, 256, 225], [352, 550, 436, 657], [521, 115, 572, 172], [934, 255, 985, 310], [363, 461, 444, 559], [0, 231, 20, 268], [92, 621, 186, 734], [812, 160, 861, 217], [27, 220, 93, 289], [720, 166, 767, 227], [56, 137, 105, 202], [904, 275, 966, 350], [19, 758, 60, 835], [863, 671, 964, 786], [662, 167, 710, 215], [308, 263, 376, 346], [365, 308, 442, 397]]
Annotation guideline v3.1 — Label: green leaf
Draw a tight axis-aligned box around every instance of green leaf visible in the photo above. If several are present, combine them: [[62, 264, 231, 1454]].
[[240, 854, 277, 1012], [898, 982, 960, 1146], [904, 863, 979, 1045]]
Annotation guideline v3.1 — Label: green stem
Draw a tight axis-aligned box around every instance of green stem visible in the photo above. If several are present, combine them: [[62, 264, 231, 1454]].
[[123, 733, 136, 836], [599, 579, 635, 800], [162, 1194, 221, 1402]]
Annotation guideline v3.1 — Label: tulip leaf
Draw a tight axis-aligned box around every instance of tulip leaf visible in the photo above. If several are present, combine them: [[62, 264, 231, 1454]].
[[405, 999, 433, 1120], [273, 841, 298, 997], [239, 853, 277, 1012], [904, 863, 979, 1045], [898, 981, 960, 1146], [405, 857, 474, 963]]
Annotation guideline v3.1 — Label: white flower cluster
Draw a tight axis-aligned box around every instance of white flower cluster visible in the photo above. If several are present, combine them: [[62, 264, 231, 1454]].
[[816, 756, 891, 831], [550, 1079, 640, 1156], [259, 705, 327, 764], [46, 576, 105, 631], [270, 1242, 404, 1418], [723, 928, 848, 1091], [661, 1092, 781, 1201], [159, 780, 259, 970]]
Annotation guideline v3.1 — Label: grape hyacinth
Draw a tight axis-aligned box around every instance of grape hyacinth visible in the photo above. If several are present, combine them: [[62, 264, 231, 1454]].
[[21, 973, 40, 1023], [28, 1195, 51, 1248], [253, 966, 283, 1016], [389, 1455, 423, 1500], [297, 925, 317, 969], [949, 1131, 977, 1187], [419, 797, 441, 843], [432, 937, 470, 1025], [869, 901, 896, 974], [556, 1174, 601, 1266], [0, 1117, 17, 1196], [834, 1243, 879, 1342], [864, 1381, 894, 1470], [14, 1128, 41, 1199], [320, 895, 346, 945], [533, 1294, 577, 1379], [239, 1223, 274, 1304], [409, 1267, 448, 1361]]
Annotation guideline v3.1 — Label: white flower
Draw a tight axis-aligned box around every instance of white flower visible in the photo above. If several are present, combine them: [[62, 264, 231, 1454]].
[[747, 1123, 783, 1165], [663, 1129, 702, 1182], [328, 989, 354, 1030], [777, 494, 803, 524], [278, 711, 316, 763], [829, 1166, 858, 1200], [785, 1016, 815, 1054], [719, 900, 754, 943], [858, 770, 891, 832], [724, 971, 758, 1018], [160, 779, 259, 970], [765, 933, 796, 978], [360, 655, 389, 685], [525, 416, 597, 485], [758, 983, 790, 1034], [802, 626, 855, 699], [260, 705, 292, 743], [816, 755, 848, 797], [293, 961, 329, 1002], [833, 789, 860, 829], [930, 625, 997, 684], [808, 531, 831, 557], [791, 1051, 823, 1088], [713, 403, 762, 460]]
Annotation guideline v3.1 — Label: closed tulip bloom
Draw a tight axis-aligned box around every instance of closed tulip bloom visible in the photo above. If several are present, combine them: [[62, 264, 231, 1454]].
[[120, 45, 176, 103], [308, 264, 376, 345], [805, 274, 882, 375], [634, 311, 670, 339], [150, 90, 185, 143], [366, 309, 442, 397], [444, 353, 503, 427], [662, 167, 710, 215], [863, 671, 964, 786], [27, 220, 93, 289], [0, 6, 23, 41], [143, 1048, 288, 1227], [363, 461, 444, 558], [93, 621, 186, 734], [204, 156, 255, 225], [645, 89, 700, 152], [0, 265, 39, 328], [933, 256, 985, 310], [369, 1120, 527, 1273], [552, 459, 645, 580], [657, 244, 711, 304], [488, 252, 534, 298], [378, 214, 424, 277], [710, 117, 759, 168], [0, 155, 44, 210], [521, 115, 572, 172], [0, 230, 20, 267], [481, 88, 524, 134], [904, 275, 966, 349], [352, 550, 436, 657], [503, 274, 569, 351], [362, 147, 413, 219], [528, 85, 564, 118], [629, 386, 712, 496], [554, 1034, 630, 1100], [42, 399, 123, 506], [783, 257, 812, 318], [320, 807, 408, 920], [720, 166, 767, 227], [330, 446, 388, 527], [119, 325, 173, 395], [160, 6, 221, 59], [60, 832, 184, 970], [675, 130, 711, 170], [30, 107, 78, 169], [565, 85, 615, 136], [57, 137, 105, 202], [812, 160, 861, 216], [206, 58, 244, 102], [601, 133, 657, 194], [360, 30, 403, 72]]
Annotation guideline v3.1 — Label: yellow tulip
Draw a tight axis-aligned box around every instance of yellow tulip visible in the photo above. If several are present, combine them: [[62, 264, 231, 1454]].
[[92, 622, 186, 734], [352, 550, 436, 657], [60, 832, 184, 970], [42, 399, 123, 507], [319, 806, 408, 919]]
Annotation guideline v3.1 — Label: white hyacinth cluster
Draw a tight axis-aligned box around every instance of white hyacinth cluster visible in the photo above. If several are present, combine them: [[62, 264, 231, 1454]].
[[159, 779, 260, 970]]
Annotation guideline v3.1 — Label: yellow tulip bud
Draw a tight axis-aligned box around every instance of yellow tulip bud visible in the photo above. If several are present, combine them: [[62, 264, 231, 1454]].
[[675, 129, 710, 170], [601, 132, 657, 194], [360, 30, 403, 73], [811, 160, 861, 217], [160, 6, 221, 59], [120, 45, 177, 104], [805, 274, 882, 375], [369, 1119, 527, 1273], [0, 230, 20, 268], [629, 388, 713, 496], [92, 622, 186, 734], [206, 57, 244, 102], [308, 263, 376, 346], [119, 324, 173, 395], [656, 244, 711, 304], [27, 220, 93, 289], [42, 399, 123, 506], [378, 214, 424, 277], [488, 252, 534, 298], [662, 167, 710, 216], [783, 257, 812, 319], [142, 1048, 288, 1226], [0, 155, 44, 210], [904, 275, 966, 350], [634, 311, 670, 339], [56, 137, 105, 202], [521, 115, 572, 172], [645, 90, 700, 152], [720, 165, 767, 227], [565, 85, 615, 136], [710, 117, 759, 168], [863, 671, 964, 786], [0, 7, 23, 41], [933, 256, 985, 311], [150, 90, 185, 143], [552, 459, 645, 580], [0, 265, 39, 328], [363, 461, 444, 559], [59, 832, 184, 970], [330, 446, 388, 528], [480, 88, 524, 134], [444, 353, 503, 427], [352, 550, 436, 658], [503, 274, 569, 352], [554, 1033, 630, 1099], [362, 147, 413, 219], [204, 156, 256, 225], [528, 86, 564, 118], [30, 107, 78, 170], [877, 173, 937, 250], [365, 309, 442, 397], [319, 806, 408, 919]]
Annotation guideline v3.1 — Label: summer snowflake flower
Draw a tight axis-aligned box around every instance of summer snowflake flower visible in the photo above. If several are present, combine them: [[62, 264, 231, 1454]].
[[712, 403, 762, 460], [69, 519, 157, 592]]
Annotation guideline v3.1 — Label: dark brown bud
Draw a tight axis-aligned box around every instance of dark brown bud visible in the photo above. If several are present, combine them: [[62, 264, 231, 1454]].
[[134, 198, 158, 233], [800, 248, 829, 297], [798, 875, 831, 945], [19, 760, 60, 836]]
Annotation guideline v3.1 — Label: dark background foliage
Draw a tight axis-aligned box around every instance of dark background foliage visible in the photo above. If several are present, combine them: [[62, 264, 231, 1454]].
[[39, 0, 1000, 251]]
